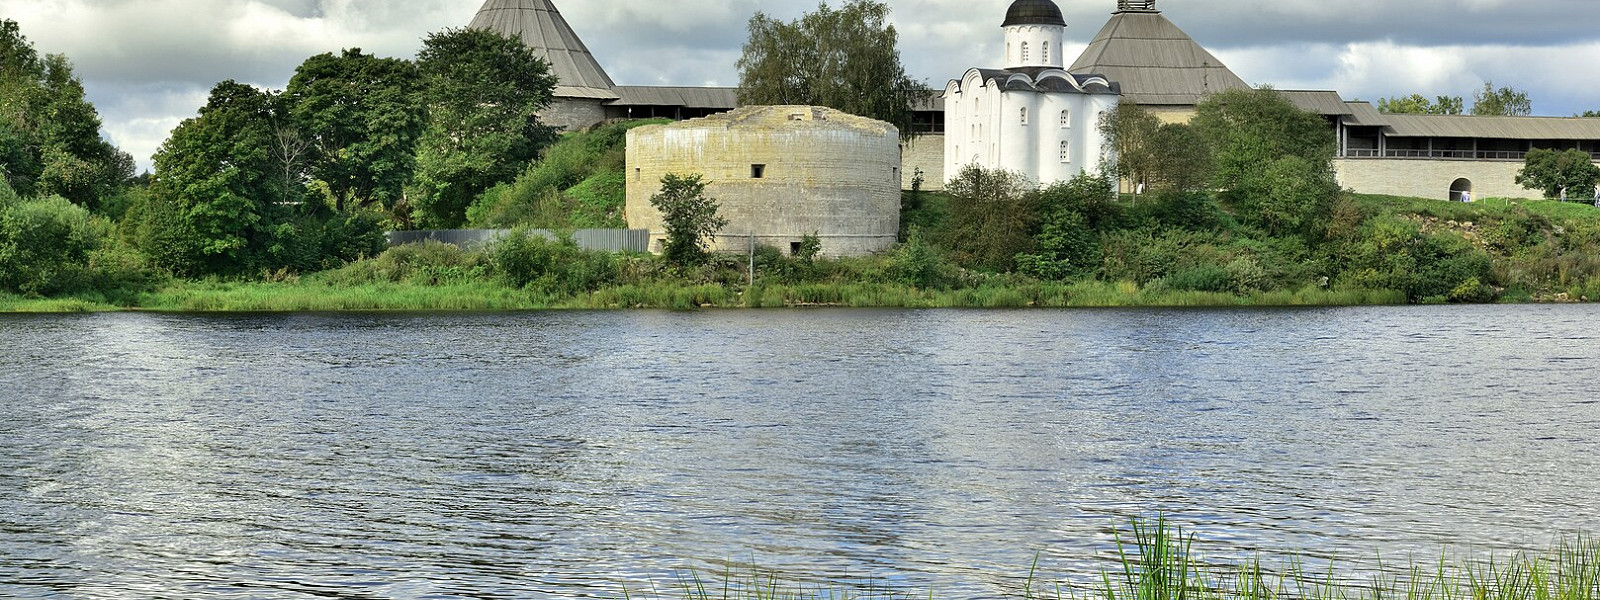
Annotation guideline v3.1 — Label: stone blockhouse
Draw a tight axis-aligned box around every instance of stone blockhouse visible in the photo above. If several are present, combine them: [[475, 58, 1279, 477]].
[[625, 106, 902, 257]]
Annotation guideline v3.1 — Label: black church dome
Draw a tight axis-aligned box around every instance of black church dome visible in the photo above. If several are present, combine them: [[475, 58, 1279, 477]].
[[1002, 0, 1067, 27]]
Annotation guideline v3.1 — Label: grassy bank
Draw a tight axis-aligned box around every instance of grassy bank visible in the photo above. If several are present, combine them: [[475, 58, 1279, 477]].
[[622, 519, 1600, 600], [6, 192, 1600, 313], [0, 279, 1406, 313]]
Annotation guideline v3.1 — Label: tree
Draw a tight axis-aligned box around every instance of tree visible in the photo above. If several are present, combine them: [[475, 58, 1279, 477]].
[[944, 164, 1039, 272], [1515, 148, 1600, 200], [1471, 82, 1532, 116], [1193, 87, 1338, 236], [736, 0, 928, 139], [1377, 94, 1463, 115], [1579, 111, 1600, 118], [286, 48, 424, 212], [410, 28, 558, 229], [650, 173, 727, 267], [144, 81, 287, 276], [0, 20, 132, 209], [1099, 103, 1160, 193]]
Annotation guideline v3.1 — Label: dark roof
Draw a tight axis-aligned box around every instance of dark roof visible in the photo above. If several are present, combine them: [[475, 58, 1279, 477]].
[[1069, 10, 1248, 106], [956, 68, 1120, 95], [469, 0, 618, 100], [1003, 0, 1067, 27], [610, 86, 738, 109]]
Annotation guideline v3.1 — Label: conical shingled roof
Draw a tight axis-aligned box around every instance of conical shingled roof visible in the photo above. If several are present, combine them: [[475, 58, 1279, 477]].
[[1068, 10, 1249, 106], [469, 0, 618, 99]]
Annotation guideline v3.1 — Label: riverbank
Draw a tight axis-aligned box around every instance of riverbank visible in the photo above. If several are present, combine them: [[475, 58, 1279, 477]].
[[629, 519, 1600, 600], [1, 280, 1409, 312], [6, 191, 1600, 314]]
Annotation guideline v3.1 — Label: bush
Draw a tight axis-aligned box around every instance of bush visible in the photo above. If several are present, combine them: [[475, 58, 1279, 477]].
[[321, 240, 488, 286], [889, 229, 958, 289], [489, 230, 618, 294], [0, 195, 101, 295]]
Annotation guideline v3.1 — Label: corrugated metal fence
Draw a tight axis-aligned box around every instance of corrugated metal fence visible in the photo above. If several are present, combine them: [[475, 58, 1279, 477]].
[[387, 229, 651, 253]]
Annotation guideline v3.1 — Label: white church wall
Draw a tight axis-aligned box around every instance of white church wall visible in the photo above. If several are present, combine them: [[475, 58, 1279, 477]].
[[1004, 25, 1066, 69]]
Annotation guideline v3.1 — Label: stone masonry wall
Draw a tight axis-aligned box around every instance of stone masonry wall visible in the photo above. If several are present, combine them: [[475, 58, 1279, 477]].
[[1335, 159, 1539, 201], [626, 111, 902, 258], [902, 134, 945, 191], [541, 98, 608, 131]]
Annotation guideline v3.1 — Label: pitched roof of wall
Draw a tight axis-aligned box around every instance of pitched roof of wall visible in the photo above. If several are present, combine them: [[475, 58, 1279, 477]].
[[1068, 10, 1249, 106], [469, 0, 618, 100]]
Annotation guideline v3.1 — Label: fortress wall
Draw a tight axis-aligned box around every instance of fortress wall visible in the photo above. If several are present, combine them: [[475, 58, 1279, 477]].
[[1334, 159, 1538, 201], [902, 134, 946, 191], [541, 98, 608, 131], [626, 114, 902, 257]]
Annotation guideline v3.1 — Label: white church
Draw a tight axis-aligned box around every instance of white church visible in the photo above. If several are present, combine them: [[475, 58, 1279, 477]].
[[942, 0, 1122, 186]]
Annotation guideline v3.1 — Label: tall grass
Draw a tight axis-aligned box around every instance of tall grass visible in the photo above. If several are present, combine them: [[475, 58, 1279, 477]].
[[620, 519, 1600, 600]]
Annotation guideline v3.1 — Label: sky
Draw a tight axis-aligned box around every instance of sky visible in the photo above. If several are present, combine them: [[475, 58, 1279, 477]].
[[2, 0, 1599, 173]]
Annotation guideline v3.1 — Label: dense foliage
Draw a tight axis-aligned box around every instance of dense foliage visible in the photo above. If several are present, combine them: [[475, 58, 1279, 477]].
[[1516, 148, 1600, 200], [0, 20, 133, 210], [736, 0, 928, 139], [467, 119, 667, 230], [410, 28, 558, 229]]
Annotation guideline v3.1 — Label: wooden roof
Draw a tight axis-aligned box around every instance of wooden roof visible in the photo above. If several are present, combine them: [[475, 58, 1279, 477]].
[[1069, 10, 1249, 106], [469, 0, 618, 100]]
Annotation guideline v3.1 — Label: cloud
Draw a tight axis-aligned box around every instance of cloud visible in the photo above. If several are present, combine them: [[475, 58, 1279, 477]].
[[2, 0, 1598, 172]]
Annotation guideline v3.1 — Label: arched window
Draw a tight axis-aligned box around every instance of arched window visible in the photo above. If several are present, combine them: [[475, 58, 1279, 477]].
[[1021, 107, 1029, 125], [1060, 109, 1071, 127], [1043, 41, 1050, 62], [1060, 140, 1071, 163], [1021, 42, 1030, 64]]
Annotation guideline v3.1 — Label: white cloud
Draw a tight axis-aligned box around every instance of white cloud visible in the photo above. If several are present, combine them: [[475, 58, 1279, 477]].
[[2, 0, 1598, 172]]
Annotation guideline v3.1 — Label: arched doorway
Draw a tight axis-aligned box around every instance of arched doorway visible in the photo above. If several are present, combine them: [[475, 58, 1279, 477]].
[[1450, 178, 1473, 202]]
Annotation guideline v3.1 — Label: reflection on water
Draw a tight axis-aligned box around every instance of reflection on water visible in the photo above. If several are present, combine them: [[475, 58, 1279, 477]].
[[2, 306, 1598, 599]]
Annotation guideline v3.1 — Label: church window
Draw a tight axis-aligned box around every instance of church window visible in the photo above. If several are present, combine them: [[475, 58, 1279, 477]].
[[1060, 141, 1071, 163], [1060, 109, 1071, 127], [1043, 41, 1050, 62], [1021, 42, 1030, 64], [1021, 107, 1028, 125]]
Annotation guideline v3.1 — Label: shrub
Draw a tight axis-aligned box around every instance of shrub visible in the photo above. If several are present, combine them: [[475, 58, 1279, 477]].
[[320, 240, 488, 286], [0, 195, 101, 295], [489, 230, 618, 294]]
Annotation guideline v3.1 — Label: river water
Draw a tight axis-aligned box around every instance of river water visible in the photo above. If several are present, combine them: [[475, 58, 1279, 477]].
[[2, 306, 1598, 599]]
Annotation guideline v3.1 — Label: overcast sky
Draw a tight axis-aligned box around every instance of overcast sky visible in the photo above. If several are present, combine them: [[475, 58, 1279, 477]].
[[3, 0, 1598, 172]]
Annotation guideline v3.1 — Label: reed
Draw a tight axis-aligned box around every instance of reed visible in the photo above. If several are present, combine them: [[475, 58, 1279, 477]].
[[619, 519, 1600, 600]]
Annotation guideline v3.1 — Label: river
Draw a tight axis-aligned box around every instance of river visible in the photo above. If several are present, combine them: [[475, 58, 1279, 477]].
[[2, 306, 1597, 599]]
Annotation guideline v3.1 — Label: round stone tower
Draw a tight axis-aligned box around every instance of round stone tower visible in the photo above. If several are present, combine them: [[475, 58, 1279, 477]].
[[1003, 0, 1067, 69]]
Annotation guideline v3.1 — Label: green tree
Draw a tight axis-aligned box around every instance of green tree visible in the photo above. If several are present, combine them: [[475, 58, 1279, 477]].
[[1147, 122, 1214, 194], [1377, 94, 1464, 115], [944, 164, 1039, 272], [736, 0, 928, 139], [1579, 110, 1600, 118], [1515, 148, 1600, 200], [1471, 81, 1532, 116], [1193, 87, 1338, 235], [1099, 103, 1161, 193], [0, 21, 132, 209], [286, 48, 424, 212], [143, 81, 287, 276], [650, 173, 727, 267], [409, 28, 558, 229]]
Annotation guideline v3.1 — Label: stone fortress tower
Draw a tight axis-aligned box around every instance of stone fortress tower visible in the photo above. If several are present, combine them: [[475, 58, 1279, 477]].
[[625, 106, 903, 257], [943, 0, 1121, 186]]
